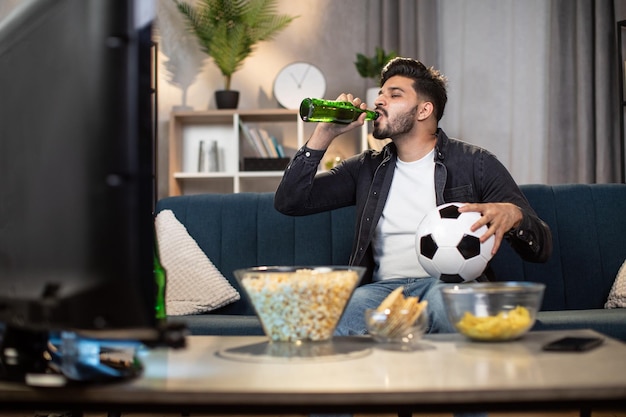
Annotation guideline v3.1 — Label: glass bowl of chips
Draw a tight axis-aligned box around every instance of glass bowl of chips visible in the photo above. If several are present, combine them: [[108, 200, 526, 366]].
[[234, 266, 365, 342], [365, 287, 429, 347], [441, 282, 545, 342]]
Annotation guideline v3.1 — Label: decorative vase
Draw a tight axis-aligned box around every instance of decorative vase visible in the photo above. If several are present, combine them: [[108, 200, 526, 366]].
[[215, 90, 239, 109]]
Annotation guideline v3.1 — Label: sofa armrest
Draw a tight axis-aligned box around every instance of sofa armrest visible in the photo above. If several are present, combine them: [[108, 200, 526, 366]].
[[534, 309, 626, 342]]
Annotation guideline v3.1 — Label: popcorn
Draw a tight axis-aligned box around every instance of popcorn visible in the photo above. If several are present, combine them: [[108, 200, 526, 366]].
[[240, 268, 359, 342]]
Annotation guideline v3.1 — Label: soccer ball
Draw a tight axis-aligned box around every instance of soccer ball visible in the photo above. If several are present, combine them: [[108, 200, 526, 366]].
[[415, 202, 495, 282]]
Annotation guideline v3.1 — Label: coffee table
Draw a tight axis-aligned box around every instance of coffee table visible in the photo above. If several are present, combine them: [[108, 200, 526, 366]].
[[0, 329, 624, 415]]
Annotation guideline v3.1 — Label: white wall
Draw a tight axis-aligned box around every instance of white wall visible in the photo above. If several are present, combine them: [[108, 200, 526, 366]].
[[157, 0, 373, 111], [155, 0, 374, 197], [154, 0, 626, 194], [2, 0, 625, 196], [0, 0, 21, 17]]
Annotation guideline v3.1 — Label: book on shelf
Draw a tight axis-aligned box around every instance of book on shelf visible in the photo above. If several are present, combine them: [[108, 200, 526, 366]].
[[239, 120, 284, 158], [249, 128, 273, 157], [272, 136, 285, 158], [258, 128, 281, 158], [239, 119, 267, 157]]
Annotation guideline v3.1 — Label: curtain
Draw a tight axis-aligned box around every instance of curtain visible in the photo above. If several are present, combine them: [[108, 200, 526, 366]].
[[547, 0, 621, 183], [438, 0, 551, 185], [365, 0, 439, 68], [367, 0, 622, 185]]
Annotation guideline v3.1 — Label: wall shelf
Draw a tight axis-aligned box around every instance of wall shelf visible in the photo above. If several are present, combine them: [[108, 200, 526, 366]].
[[168, 109, 368, 196]]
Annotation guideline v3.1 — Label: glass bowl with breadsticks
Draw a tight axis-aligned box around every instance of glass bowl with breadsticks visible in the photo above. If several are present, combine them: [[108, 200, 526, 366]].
[[365, 286, 429, 347]]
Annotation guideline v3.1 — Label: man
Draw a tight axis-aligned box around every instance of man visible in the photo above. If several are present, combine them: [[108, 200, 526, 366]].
[[274, 57, 552, 335]]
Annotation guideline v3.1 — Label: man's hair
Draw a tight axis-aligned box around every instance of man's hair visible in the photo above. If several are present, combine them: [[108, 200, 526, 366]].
[[380, 57, 448, 121]]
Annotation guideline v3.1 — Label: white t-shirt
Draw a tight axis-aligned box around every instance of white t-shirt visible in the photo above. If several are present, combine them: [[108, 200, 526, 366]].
[[373, 149, 436, 280]]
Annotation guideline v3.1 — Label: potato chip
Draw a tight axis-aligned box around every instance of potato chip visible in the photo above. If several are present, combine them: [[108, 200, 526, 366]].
[[455, 305, 532, 341]]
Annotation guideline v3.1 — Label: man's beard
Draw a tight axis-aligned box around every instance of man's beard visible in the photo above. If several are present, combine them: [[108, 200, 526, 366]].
[[373, 105, 419, 139]]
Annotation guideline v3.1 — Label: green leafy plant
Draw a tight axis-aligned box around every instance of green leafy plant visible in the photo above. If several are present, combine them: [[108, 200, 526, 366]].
[[355, 47, 397, 82], [174, 0, 297, 90]]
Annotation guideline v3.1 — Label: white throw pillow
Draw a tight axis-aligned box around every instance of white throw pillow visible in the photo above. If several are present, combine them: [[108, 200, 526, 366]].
[[605, 259, 626, 309], [154, 210, 240, 316]]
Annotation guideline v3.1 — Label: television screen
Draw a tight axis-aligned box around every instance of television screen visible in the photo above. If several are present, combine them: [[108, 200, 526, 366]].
[[0, 0, 161, 382]]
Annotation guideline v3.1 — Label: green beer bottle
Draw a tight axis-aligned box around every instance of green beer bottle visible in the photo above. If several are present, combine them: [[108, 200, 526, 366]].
[[153, 243, 167, 321], [299, 98, 379, 124]]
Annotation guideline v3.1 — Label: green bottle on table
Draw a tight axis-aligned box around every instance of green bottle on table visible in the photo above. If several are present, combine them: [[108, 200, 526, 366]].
[[153, 246, 167, 321], [299, 98, 379, 124]]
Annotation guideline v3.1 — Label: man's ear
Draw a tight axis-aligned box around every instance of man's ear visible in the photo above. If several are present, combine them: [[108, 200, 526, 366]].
[[418, 102, 434, 121]]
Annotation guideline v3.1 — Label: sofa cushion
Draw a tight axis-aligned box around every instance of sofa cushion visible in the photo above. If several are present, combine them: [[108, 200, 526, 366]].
[[605, 259, 626, 308], [155, 209, 240, 315]]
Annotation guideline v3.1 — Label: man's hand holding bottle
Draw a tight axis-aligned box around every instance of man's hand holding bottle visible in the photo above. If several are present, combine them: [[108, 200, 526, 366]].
[[301, 94, 373, 151]]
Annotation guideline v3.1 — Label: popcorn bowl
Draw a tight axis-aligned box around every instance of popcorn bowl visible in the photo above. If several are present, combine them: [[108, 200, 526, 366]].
[[441, 282, 545, 342], [234, 266, 365, 342]]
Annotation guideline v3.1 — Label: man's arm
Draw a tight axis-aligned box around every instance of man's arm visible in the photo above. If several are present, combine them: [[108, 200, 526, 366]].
[[274, 94, 367, 216], [459, 153, 553, 263], [460, 202, 552, 263]]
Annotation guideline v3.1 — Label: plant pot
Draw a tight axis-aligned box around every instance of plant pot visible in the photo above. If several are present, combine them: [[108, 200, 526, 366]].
[[215, 90, 239, 109]]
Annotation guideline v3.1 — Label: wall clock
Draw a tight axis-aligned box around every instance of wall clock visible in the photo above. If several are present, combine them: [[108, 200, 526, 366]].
[[273, 62, 326, 110]]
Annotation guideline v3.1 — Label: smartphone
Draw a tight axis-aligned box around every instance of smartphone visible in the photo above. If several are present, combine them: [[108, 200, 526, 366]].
[[542, 336, 604, 352]]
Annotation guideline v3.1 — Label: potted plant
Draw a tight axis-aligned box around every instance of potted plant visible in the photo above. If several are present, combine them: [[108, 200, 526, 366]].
[[174, 0, 297, 109], [354, 47, 397, 107]]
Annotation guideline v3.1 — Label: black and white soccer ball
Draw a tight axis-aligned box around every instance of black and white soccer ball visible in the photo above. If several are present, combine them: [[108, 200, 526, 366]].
[[415, 203, 495, 282]]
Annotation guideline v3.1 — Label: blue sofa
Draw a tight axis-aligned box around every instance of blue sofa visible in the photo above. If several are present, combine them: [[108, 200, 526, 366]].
[[156, 184, 626, 342]]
